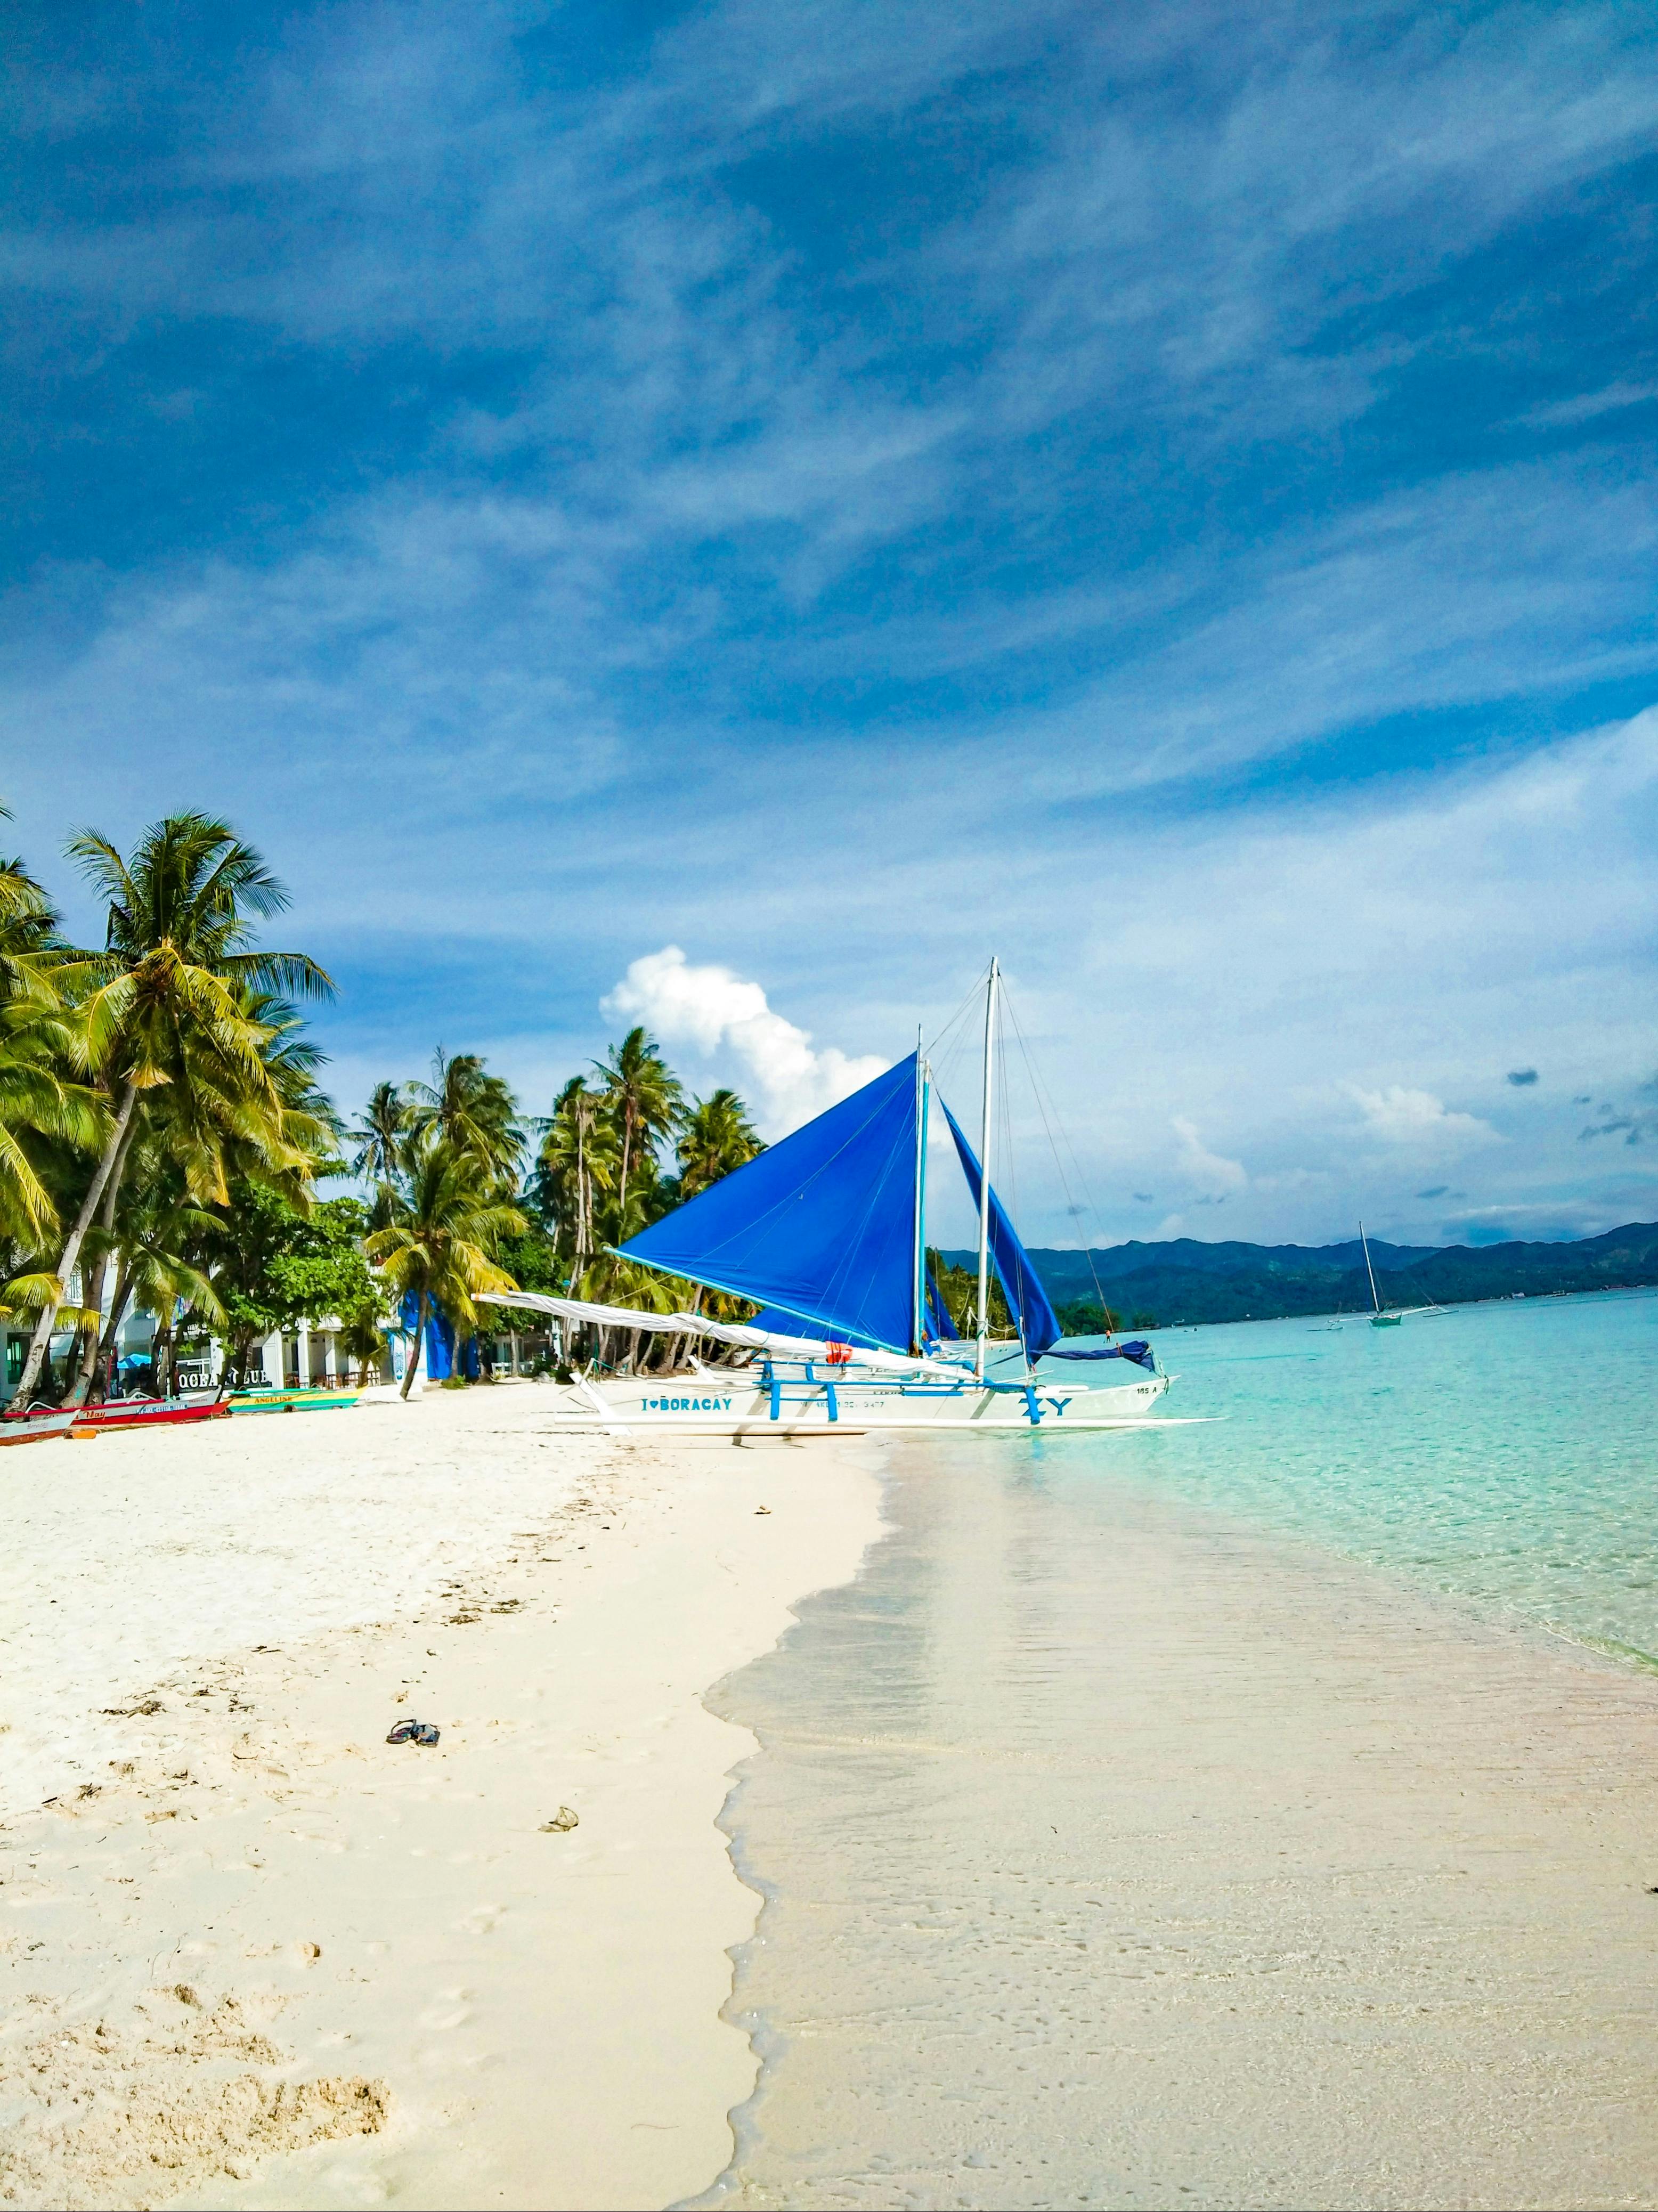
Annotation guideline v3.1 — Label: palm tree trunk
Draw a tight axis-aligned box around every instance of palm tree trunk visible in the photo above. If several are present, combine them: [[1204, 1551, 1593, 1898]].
[[153, 1319, 174, 1400], [12, 1079, 139, 1408], [400, 1291, 429, 1400], [68, 1104, 143, 1405], [94, 1266, 135, 1399]]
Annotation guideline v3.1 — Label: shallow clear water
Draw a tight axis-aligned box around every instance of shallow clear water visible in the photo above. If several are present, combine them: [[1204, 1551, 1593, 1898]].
[[1072, 1288, 1658, 1663], [698, 1290, 1658, 2208]]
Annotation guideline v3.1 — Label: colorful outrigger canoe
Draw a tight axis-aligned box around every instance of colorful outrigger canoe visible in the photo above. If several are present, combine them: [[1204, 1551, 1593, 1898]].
[[0, 1408, 78, 1445], [71, 1396, 231, 1433], [227, 1387, 361, 1415]]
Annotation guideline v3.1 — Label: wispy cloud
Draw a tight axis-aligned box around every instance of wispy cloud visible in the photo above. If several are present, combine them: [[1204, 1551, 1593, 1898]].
[[3, 1, 1657, 1250]]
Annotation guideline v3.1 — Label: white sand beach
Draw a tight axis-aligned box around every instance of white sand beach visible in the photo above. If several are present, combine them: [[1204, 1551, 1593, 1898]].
[[0, 1391, 884, 2211], [11, 1392, 1658, 2211]]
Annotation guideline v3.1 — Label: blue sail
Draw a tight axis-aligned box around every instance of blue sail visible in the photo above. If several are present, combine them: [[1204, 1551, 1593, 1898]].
[[620, 1054, 921, 1351], [937, 1098, 1062, 1356]]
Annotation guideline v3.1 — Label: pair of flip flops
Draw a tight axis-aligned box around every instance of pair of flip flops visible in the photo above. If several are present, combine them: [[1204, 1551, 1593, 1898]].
[[385, 1718, 441, 1746]]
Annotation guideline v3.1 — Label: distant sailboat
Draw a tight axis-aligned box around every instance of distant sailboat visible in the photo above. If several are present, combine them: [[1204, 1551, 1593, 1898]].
[[483, 963, 1179, 1435], [1361, 1220, 1402, 1327]]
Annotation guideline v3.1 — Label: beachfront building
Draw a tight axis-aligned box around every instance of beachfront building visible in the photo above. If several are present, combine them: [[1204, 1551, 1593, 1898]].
[[0, 1300, 555, 1405]]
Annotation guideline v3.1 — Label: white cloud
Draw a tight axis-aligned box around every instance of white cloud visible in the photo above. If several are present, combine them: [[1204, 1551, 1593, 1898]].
[[1344, 1085, 1498, 1149], [1172, 1116, 1247, 1196], [600, 945, 886, 1136]]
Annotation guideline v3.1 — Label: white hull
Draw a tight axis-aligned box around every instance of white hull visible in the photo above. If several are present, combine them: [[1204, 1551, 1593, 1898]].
[[539, 1367, 1173, 1436], [0, 1409, 76, 1445]]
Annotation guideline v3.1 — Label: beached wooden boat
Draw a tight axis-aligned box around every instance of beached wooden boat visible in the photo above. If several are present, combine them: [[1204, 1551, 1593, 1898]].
[[70, 1396, 231, 1433], [0, 1407, 77, 1445], [227, 1387, 360, 1416]]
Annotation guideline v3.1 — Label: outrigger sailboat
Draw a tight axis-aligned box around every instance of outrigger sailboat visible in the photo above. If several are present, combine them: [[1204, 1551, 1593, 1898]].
[[1360, 1221, 1403, 1327], [484, 962, 1176, 1437]]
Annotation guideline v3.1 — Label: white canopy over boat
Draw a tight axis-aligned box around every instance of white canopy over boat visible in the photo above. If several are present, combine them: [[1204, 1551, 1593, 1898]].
[[476, 1290, 966, 1379]]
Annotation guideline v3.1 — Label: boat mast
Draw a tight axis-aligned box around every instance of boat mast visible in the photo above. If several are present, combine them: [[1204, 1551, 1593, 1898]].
[[1360, 1219, 1381, 1315], [911, 1027, 926, 1355], [975, 958, 999, 1383]]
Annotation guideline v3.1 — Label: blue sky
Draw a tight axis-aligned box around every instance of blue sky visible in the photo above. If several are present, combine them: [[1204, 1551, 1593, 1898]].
[[3, 0, 1657, 1248]]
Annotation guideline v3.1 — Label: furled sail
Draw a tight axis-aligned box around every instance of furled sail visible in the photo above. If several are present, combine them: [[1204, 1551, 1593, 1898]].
[[618, 1054, 921, 1352], [937, 1097, 1062, 1357]]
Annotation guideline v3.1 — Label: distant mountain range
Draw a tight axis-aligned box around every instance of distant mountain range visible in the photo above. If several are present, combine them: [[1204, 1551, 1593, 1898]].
[[938, 1223, 1658, 1328]]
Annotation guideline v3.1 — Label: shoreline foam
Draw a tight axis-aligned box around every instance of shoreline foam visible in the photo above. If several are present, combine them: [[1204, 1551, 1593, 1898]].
[[0, 1392, 885, 2210]]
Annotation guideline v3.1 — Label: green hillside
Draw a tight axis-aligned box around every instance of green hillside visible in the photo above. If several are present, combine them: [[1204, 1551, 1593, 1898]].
[[938, 1224, 1658, 1329]]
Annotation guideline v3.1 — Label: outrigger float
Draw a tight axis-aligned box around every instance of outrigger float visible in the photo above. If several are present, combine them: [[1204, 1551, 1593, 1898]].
[[484, 961, 1183, 1439]]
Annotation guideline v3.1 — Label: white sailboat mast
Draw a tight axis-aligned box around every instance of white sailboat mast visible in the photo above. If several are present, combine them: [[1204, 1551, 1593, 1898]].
[[911, 1026, 925, 1355], [975, 958, 999, 1383], [1360, 1219, 1381, 1315]]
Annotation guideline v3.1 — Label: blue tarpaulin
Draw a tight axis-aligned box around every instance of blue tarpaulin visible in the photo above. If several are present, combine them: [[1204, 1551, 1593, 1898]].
[[1042, 1338, 1157, 1370], [620, 1055, 922, 1352], [399, 1293, 478, 1381]]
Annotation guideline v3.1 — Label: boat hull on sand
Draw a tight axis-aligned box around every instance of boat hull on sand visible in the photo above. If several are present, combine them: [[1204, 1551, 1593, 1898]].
[[71, 1396, 230, 1433], [0, 1408, 77, 1445], [227, 1388, 360, 1415], [541, 1365, 1175, 1436]]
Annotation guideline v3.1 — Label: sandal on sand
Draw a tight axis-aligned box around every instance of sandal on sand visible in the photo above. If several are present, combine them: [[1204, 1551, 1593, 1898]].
[[385, 1719, 418, 1744], [411, 1722, 441, 1746]]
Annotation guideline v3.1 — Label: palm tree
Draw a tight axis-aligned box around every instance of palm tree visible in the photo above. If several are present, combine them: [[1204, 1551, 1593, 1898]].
[[405, 1051, 523, 1190], [365, 1134, 525, 1399], [66, 986, 337, 1405], [108, 1172, 226, 1397], [349, 1080, 410, 1223], [336, 1302, 388, 1388], [10, 814, 334, 1406], [534, 1078, 616, 1290], [0, 842, 105, 1312], [677, 1088, 762, 1197], [595, 1027, 682, 1232], [0, 995, 104, 1261]]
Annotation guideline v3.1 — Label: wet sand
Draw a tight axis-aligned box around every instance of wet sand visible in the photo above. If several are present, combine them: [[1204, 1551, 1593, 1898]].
[[703, 1442, 1658, 2210]]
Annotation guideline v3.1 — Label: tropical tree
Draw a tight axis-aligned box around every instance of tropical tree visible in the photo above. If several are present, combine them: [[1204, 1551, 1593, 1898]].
[[11, 814, 334, 1405], [532, 1077, 616, 1288], [365, 1134, 524, 1398], [199, 1183, 376, 1389], [336, 1299, 389, 1388], [594, 1028, 682, 1233], [677, 1088, 762, 1197], [0, 840, 105, 1312], [104, 1170, 227, 1397], [348, 1080, 410, 1224], [406, 1050, 523, 1191]]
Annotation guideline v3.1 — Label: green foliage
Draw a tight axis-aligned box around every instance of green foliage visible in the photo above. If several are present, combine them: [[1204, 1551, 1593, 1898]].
[[365, 1134, 524, 1395], [1055, 1297, 1127, 1335], [927, 1249, 1011, 1336], [207, 1184, 376, 1366], [492, 1224, 563, 1303]]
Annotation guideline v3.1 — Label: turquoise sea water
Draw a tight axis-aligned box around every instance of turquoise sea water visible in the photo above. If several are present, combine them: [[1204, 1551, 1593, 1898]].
[[1070, 1287, 1658, 1663], [697, 1289, 1658, 2208]]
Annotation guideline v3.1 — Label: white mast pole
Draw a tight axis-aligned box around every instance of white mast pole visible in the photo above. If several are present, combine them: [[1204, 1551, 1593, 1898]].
[[911, 1026, 925, 1355], [975, 958, 999, 1384], [1360, 1219, 1380, 1315]]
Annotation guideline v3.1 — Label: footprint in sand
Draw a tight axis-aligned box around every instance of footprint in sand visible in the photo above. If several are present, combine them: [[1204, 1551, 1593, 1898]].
[[417, 1988, 474, 2030], [459, 1905, 504, 1935]]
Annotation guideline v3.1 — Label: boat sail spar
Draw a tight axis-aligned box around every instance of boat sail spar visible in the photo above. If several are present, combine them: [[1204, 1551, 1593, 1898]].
[[481, 963, 1177, 1435]]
